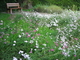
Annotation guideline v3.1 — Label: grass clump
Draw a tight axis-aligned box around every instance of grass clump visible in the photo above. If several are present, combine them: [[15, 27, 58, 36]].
[[34, 5, 63, 14]]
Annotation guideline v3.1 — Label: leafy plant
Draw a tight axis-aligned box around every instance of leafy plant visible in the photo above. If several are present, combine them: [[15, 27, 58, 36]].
[[34, 5, 63, 13]]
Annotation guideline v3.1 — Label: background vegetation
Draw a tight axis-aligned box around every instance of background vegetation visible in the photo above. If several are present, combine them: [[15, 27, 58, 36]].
[[0, 0, 80, 12]]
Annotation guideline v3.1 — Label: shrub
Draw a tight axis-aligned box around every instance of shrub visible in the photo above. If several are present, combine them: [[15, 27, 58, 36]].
[[34, 5, 63, 14], [72, 5, 78, 11]]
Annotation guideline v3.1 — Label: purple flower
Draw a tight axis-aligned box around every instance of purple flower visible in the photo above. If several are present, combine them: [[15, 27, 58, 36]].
[[78, 59, 80, 60]]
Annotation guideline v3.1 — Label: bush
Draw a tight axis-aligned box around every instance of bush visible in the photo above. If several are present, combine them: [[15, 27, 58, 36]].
[[34, 5, 63, 14]]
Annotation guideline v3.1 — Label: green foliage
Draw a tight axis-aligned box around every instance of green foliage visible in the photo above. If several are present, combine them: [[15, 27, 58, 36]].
[[22, 9, 34, 12], [0, 0, 16, 12], [31, 0, 80, 10], [34, 5, 63, 13], [0, 0, 80, 12], [72, 5, 78, 11]]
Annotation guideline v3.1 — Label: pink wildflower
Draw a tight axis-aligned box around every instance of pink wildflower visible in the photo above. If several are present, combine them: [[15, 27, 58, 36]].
[[33, 30, 37, 32], [60, 41, 63, 43], [55, 43, 58, 46], [65, 46, 68, 48], [26, 33, 28, 34], [74, 55, 76, 57], [29, 48, 33, 53], [74, 38, 78, 40], [29, 51, 32, 53], [50, 49, 54, 51], [62, 46, 68, 49], [62, 47, 65, 49], [54, 42, 58, 46], [31, 37, 34, 39], [0, 36, 2, 38], [37, 34, 40, 35], [27, 35, 30, 37]]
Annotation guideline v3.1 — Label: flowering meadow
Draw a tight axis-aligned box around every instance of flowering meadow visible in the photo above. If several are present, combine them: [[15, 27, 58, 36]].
[[0, 10, 80, 60]]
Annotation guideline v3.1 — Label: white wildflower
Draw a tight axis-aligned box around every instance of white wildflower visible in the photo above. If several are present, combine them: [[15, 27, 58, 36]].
[[68, 55, 70, 57], [19, 35, 21, 38], [63, 42, 67, 47], [19, 50, 24, 54], [29, 40, 34, 43], [13, 57, 18, 60], [20, 58, 22, 60], [42, 48, 44, 49], [53, 22, 58, 26], [21, 53, 31, 60], [0, 23, 3, 25], [1, 20, 3, 22], [34, 49, 37, 51], [42, 44, 46, 47], [36, 41, 39, 48], [63, 49, 66, 52], [56, 28, 61, 32], [21, 29, 23, 31], [14, 41, 16, 43], [60, 36, 66, 42], [22, 32, 25, 36], [24, 41, 28, 43], [58, 47, 62, 50], [13, 44, 16, 46], [46, 24, 51, 27], [78, 47, 80, 48], [36, 46, 39, 48], [36, 28, 39, 31], [56, 59, 58, 60], [62, 52, 68, 56]]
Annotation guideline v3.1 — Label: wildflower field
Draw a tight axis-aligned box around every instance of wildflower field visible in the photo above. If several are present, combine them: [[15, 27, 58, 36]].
[[0, 10, 80, 60]]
